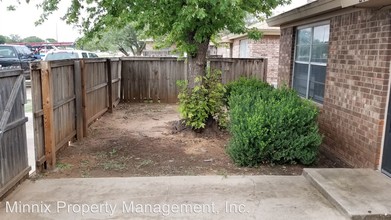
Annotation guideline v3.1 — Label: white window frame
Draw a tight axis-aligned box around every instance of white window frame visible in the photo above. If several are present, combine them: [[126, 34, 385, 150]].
[[292, 20, 330, 104]]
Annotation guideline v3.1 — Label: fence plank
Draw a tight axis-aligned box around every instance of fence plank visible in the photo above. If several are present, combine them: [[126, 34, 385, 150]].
[[119, 59, 124, 103], [31, 63, 46, 169], [107, 59, 113, 113], [159, 60, 168, 103], [151, 61, 159, 102], [115, 61, 121, 106], [134, 61, 140, 102], [74, 61, 83, 140], [80, 60, 88, 137], [40, 62, 56, 169]]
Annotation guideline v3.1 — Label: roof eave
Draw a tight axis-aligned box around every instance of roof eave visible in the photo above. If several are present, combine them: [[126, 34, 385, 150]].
[[267, 0, 391, 27], [267, 0, 342, 27], [226, 30, 281, 41]]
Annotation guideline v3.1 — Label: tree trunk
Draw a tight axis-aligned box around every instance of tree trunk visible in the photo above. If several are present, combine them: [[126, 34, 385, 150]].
[[187, 39, 210, 88]]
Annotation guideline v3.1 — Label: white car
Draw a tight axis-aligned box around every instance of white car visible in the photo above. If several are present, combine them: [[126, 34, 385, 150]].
[[44, 50, 99, 61]]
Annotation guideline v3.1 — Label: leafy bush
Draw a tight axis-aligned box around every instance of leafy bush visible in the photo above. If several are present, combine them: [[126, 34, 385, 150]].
[[223, 78, 275, 107], [225, 77, 274, 99], [227, 79, 322, 166], [177, 69, 227, 130]]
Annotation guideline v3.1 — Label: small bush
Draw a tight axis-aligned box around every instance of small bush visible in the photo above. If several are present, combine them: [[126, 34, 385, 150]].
[[177, 69, 227, 130], [227, 79, 322, 166], [225, 77, 274, 99]]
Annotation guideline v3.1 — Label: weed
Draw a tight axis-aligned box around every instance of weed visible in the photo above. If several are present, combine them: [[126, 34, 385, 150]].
[[101, 160, 126, 171], [109, 148, 118, 157], [96, 151, 108, 159], [81, 170, 90, 178], [56, 162, 72, 170], [80, 160, 90, 168], [136, 159, 154, 169], [184, 170, 195, 176], [217, 169, 228, 178]]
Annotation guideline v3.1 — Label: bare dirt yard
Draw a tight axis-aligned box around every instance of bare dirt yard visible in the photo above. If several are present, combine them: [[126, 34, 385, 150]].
[[42, 103, 346, 179]]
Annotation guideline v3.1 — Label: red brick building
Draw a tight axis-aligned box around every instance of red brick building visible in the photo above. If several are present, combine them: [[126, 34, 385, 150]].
[[267, 0, 391, 175], [220, 23, 281, 86]]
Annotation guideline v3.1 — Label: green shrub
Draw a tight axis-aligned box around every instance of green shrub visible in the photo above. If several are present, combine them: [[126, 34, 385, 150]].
[[225, 77, 274, 98], [227, 79, 322, 166], [177, 69, 227, 130]]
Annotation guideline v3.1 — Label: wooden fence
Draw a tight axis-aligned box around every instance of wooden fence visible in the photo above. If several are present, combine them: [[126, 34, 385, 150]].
[[30, 57, 265, 170], [0, 69, 30, 199], [121, 57, 267, 103], [31, 58, 121, 170]]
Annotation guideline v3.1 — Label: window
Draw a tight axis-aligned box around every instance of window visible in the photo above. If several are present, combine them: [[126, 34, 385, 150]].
[[82, 53, 88, 58], [239, 39, 248, 58], [88, 53, 98, 58], [0, 46, 17, 58], [45, 52, 78, 61], [293, 22, 330, 104]]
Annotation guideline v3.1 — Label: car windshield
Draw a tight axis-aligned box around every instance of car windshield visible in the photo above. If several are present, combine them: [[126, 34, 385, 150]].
[[0, 46, 17, 58], [16, 46, 33, 55], [45, 52, 79, 61]]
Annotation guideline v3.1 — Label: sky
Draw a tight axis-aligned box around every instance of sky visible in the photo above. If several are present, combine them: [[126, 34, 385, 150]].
[[0, 0, 308, 43]]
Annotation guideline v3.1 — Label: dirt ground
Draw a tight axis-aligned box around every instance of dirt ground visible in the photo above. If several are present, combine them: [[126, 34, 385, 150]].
[[41, 103, 346, 179]]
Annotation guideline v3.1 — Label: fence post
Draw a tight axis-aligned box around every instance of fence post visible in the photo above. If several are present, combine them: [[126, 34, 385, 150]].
[[80, 60, 88, 137], [74, 60, 84, 140], [106, 58, 113, 113], [40, 62, 56, 169]]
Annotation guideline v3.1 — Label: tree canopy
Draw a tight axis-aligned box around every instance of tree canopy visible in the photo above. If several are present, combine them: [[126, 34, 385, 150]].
[[23, 36, 45, 43], [46, 38, 57, 43], [33, 0, 289, 85], [78, 24, 146, 56], [8, 34, 22, 43], [0, 35, 6, 44], [36, 0, 289, 56]]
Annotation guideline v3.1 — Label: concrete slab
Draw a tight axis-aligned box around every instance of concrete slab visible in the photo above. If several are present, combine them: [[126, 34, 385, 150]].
[[304, 168, 391, 220], [0, 176, 347, 220]]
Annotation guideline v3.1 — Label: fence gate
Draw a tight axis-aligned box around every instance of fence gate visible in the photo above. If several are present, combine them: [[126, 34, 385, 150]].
[[0, 69, 30, 199]]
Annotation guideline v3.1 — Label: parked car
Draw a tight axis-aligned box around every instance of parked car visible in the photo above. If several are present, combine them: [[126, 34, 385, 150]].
[[39, 44, 59, 59], [44, 50, 99, 61], [0, 45, 37, 79]]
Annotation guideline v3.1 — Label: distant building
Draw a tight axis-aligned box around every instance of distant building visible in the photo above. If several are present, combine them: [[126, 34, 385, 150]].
[[219, 22, 281, 86], [142, 39, 178, 57]]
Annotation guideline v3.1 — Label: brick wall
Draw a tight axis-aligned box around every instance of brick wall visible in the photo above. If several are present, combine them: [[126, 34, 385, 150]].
[[249, 35, 280, 86], [320, 8, 391, 168], [277, 27, 295, 86], [231, 35, 280, 85], [277, 8, 391, 168]]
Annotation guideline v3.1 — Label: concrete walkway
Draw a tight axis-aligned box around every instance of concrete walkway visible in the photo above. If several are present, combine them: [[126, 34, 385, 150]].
[[0, 176, 347, 220]]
